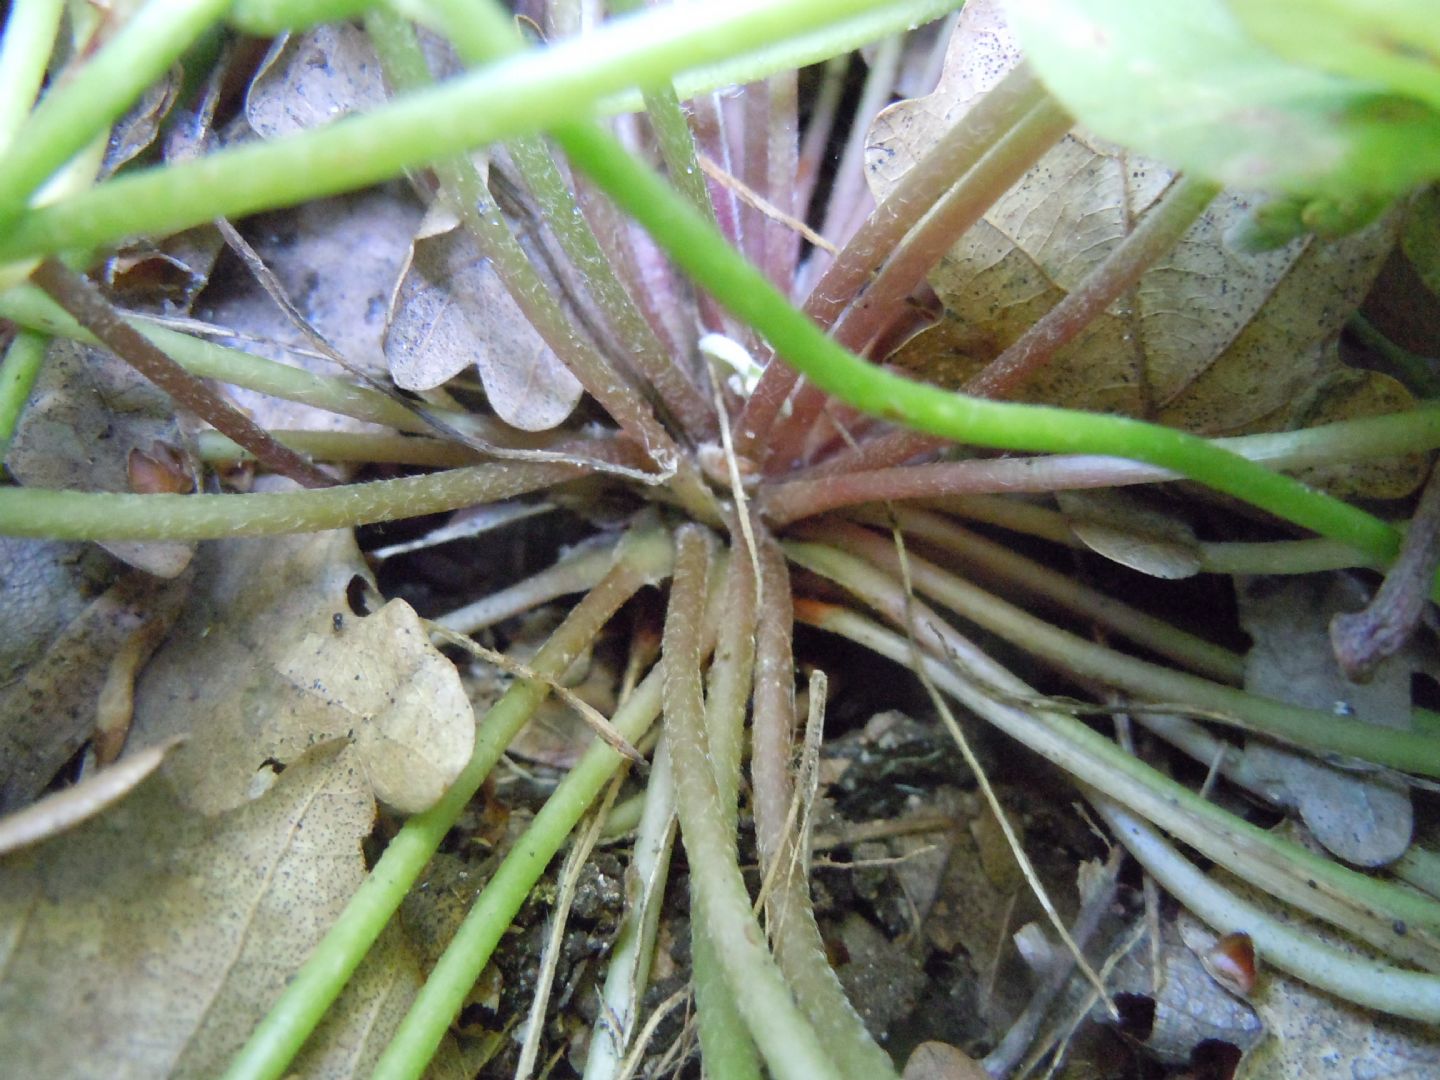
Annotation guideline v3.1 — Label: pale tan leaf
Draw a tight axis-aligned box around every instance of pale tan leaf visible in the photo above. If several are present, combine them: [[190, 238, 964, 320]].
[[129, 530, 474, 815], [0, 743, 462, 1079], [196, 189, 424, 430], [0, 738, 181, 855], [385, 201, 583, 431]]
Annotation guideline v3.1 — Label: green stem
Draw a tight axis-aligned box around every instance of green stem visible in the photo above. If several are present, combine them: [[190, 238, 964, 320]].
[[0, 327, 47, 460], [0, 461, 580, 539], [229, 0, 372, 35], [196, 429, 481, 467], [870, 506, 1245, 683], [0, 284, 435, 432], [373, 645, 670, 1078], [662, 525, 841, 1080], [0, 0, 929, 261], [795, 597, 1440, 975], [548, 122, 1435, 598], [797, 526, 1440, 776], [224, 534, 665, 1080], [0, 0, 65, 154], [692, 903, 763, 1080], [0, 0, 233, 226], [1092, 795, 1440, 1022]]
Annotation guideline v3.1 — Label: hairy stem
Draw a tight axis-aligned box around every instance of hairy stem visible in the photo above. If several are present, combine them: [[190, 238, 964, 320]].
[[664, 525, 842, 1080], [0, 0, 933, 261], [750, 531, 899, 1080], [0, 461, 581, 539], [761, 406, 1440, 525], [550, 115, 1432, 597]]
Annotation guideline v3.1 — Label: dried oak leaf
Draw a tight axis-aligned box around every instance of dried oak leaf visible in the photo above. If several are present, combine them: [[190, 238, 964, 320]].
[[868, 0, 1423, 495], [0, 743, 476, 1079], [128, 529, 474, 816], [384, 200, 584, 431]]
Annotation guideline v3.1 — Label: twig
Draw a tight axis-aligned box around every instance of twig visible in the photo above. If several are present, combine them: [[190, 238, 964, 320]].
[[1331, 458, 1440, 680]]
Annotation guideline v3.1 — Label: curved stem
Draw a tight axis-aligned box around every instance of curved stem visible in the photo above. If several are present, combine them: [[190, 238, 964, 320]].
[[550, 118, 1434, 599], [0, 0, 930, 261]]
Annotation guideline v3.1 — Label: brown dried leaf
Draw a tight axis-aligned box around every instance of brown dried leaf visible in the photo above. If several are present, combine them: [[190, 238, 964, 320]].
[[1236, 575, 1414, 867], [129, 530, 474, 815], [0, 549, 188, 811], [1057, 490, 1202, 580], [869, 0, 1413, 473], [0, 743, 472, 1079], [7, 338, 198, 576], [101, 64, 180, 176], [385, 202, 583, 431], [902, 1041, 989, 1080], [1286, 368, 1429, 499]]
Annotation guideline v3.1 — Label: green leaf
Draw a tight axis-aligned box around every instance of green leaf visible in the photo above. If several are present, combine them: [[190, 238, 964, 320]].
[[1005, 0, 1440, 200], [1225, 0, 1440, 113]]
